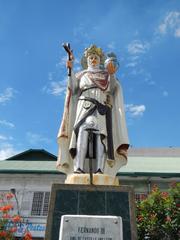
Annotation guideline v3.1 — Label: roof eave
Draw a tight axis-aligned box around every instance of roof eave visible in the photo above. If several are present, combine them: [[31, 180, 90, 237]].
[[0, 170, 64, 175], [117, 172, 180, 178]]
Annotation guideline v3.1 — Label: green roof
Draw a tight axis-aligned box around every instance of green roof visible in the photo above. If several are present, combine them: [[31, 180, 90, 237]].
[[0, 160, 60, 174], [0, 156, 180, 177], [117, 156, 180, 177]]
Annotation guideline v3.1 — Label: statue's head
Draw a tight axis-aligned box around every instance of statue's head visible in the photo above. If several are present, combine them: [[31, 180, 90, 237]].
[[81, 45, 105, 69]]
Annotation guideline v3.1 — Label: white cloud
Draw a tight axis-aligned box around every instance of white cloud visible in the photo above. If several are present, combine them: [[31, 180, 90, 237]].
[[126, 40, 150, 79], [73, 24, 90, 42], [26, 132, 51, 145], [126, 104, 146, 117], [126, 62, 138, 68], [74, 58, 80, 65], [24, 50, 29, 55], [56, 56, 80, 70], [144, 73, 156, 85], [158, 11, 180, 38], [0, 135, 7, 141], [73, 57, 81, 72], [48, 72, 54, 81], [57, 55, 67, 68], [107, 42, 116, 50], [0, 134, 13, 141], [129, 56, 140, 61], [126, 59, 155, 86], [74, 66, 81, 72], [158, 23, 167, 34], [0, 143, 18, 160], [129, 68, 144, 76], [0, 120, 15, 128], [43, 80, 67, 96], [44, 55, 81, 97], [0, 88, 15, 104], [175, 28, 180, 37], [49, 81, 66, 96], [163, 90, 169, 97], [127, 40, 150, 55]]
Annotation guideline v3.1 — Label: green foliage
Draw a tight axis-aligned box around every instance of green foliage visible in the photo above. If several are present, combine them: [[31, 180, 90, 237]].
[[136, 182, 180, 240]]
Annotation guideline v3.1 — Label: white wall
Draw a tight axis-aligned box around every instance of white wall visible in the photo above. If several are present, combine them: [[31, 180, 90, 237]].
[[0, 173, 65, 239]]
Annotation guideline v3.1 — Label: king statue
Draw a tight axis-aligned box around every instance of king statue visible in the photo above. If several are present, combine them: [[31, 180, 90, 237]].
[[56, 44, 129, 181]]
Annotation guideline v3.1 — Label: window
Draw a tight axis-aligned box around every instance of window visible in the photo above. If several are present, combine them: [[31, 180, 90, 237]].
[[42, 192, 50, 216], [31, 192, 50, 216], [135, 193, 147, 202]]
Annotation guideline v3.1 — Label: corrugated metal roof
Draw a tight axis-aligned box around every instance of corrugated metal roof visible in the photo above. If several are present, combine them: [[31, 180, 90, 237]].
[[128, 147, 180, 157], [0, 156, 180, 176], [119, 157, 180, 176], [0, 160, 58, 173]]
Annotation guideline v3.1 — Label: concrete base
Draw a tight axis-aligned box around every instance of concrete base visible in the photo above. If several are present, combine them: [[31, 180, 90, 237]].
[[65, 173, 119, 186]]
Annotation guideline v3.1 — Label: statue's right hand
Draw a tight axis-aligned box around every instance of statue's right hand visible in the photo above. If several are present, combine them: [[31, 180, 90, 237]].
[[66, 60, 73, 69]]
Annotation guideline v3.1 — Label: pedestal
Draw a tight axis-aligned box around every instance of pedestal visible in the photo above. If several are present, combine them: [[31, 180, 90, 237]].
[[65, 173, 120, 186], [45, 184, 137, 240]]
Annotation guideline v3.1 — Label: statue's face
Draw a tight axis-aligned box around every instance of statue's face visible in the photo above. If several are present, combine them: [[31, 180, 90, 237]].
[[87, 54, 100, 68]]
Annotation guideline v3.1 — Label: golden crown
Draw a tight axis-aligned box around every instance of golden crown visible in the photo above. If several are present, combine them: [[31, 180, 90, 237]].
[[84, 45, 104, 58], [81, 44, 105, 69]]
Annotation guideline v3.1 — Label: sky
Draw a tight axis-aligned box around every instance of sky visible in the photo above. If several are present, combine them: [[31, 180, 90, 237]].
[[0, 0, 180, 160]]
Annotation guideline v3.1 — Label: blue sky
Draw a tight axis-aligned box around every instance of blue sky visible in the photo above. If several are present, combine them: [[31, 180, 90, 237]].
[[0, 0, 180, 159]]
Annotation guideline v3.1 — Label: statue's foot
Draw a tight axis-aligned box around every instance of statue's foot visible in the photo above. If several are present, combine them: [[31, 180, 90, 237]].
[[95, 169, 103, 174], [74, 168, 85, 174]]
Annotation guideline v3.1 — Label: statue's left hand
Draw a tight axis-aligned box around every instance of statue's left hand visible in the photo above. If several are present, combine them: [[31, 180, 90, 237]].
[[106, 61, 117, 74]]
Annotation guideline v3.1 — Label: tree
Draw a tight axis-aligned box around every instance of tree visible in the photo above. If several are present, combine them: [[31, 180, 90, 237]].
[[136, 182, 180, 240], [0, 192, 32, 240]]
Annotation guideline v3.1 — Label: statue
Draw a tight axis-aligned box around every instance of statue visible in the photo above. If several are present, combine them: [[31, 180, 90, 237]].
[[56, 44, 129, 180]]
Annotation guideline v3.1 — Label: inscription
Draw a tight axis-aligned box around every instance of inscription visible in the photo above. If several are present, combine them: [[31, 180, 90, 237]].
[[69, 226, 112, 240], [78, 227, 105, 234], [70, 237, 112, 240]]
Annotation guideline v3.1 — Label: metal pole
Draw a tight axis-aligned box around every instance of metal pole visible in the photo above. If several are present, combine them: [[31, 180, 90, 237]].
[[10, 188, 20, 216], [10, 188, 24, 239], [88, 129, 93, 185]]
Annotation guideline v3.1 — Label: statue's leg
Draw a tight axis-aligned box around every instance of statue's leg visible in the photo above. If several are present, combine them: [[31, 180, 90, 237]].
[[74, 125, 88, 173], [96, 134, 105, 173]]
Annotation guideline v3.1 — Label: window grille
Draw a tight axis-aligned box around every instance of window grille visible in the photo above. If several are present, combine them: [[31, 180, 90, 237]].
[[135, 193, 147, 202], [31, 191, 50, 216], [42, 192, 50, 216]]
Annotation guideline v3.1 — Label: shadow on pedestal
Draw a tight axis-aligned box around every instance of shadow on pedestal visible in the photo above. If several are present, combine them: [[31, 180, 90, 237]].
[[45, 184, 137, 240]]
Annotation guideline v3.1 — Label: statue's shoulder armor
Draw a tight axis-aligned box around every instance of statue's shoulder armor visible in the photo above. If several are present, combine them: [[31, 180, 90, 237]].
[[75, 70, 87, 80]]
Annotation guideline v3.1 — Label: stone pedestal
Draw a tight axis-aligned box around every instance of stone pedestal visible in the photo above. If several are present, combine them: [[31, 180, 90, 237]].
[[65, 173, 119, 186], [45, 184, 137, 240]]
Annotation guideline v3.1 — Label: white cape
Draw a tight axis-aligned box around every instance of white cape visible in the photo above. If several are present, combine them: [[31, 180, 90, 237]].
[[56, 73, 129, 177]]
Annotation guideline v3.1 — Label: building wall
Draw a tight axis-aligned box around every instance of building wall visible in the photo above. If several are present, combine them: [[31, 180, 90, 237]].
[[120, 176, 178, 192], [0, 173, 178, 239], [0, 173, 65, 239]]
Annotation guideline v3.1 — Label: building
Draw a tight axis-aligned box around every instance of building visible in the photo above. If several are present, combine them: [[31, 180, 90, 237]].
[[0, 149, 64, 240], [120, 147, 180, 201], [0, 148, 179, 239]]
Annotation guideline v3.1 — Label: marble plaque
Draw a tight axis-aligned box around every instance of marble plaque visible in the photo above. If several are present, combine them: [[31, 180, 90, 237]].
[[59, 215, 123, 240]]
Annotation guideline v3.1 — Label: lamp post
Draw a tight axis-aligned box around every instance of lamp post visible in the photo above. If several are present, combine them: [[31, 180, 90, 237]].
[[10, 188, 20, 216], [10, 188, 24, 239]]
